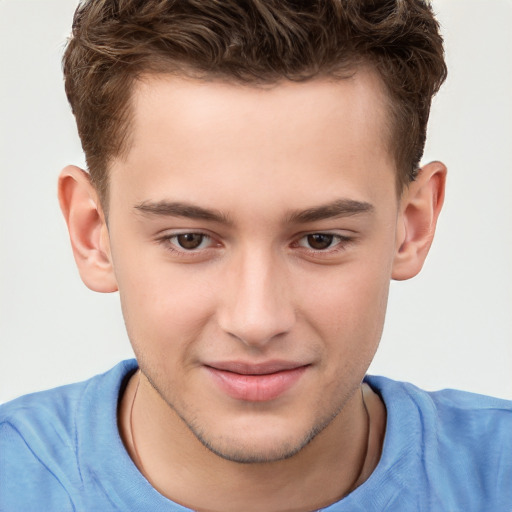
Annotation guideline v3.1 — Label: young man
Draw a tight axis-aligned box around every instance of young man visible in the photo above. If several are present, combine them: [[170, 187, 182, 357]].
[[0, 1, 510, 511]]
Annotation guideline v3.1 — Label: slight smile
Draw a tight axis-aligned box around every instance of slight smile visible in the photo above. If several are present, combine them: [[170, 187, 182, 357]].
[[204, 361, 310, 402]]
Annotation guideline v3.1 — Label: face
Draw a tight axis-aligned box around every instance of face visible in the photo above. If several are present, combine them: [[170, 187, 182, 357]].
[[106, 71, 401, 463]]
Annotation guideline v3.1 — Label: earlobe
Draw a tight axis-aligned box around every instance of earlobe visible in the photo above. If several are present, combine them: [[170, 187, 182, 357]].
[[392, 161, 447, 281], [58, 165, 118, 293]]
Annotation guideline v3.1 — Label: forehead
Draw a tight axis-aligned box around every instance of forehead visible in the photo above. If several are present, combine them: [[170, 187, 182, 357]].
[[109, 70, 396, 214], [128, 68, 390, 151]]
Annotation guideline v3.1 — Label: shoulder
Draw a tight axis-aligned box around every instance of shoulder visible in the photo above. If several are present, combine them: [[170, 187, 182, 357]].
[[0, 359, 138, 511], [422, 385, 512, 477], [0, 359, 137, 442], [369, 375, 512, 436], [1, 374, 89, 435], [0, 374, 92, 476], [365, 375, 512, 510], [368, 375, 512, 452]]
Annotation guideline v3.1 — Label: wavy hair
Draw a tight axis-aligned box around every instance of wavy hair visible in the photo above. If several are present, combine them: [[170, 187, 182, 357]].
[[63, 0, 447, 203]]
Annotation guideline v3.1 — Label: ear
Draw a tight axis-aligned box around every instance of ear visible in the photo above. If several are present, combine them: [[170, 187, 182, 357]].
[[58, 165, 118, 293], [392, 161, 447, 281]]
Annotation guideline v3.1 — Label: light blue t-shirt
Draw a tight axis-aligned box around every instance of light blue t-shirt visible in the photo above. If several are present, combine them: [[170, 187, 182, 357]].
[[1, 359, 511, 511]]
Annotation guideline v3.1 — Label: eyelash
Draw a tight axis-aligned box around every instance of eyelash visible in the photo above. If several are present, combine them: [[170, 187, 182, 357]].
[[156, 231, 354, 257], [157, 232, 217, 259], [294, 233, 351, 252]]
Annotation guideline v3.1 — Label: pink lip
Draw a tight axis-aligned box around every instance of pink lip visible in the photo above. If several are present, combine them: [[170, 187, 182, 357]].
[[205, 361, 308, 402]]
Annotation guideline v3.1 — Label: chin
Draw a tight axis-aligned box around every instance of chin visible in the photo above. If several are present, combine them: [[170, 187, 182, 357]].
[[187, 413, 335, 465], [195, 433, 311, 464]]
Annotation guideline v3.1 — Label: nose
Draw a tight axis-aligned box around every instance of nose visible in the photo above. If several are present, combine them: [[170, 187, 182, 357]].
[[217, 249, 296, 348]]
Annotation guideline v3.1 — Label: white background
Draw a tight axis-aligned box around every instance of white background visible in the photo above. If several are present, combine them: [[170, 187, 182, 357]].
[[0, 0, 511, 403]]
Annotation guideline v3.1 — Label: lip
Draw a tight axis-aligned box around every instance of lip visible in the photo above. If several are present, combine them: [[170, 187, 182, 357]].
[[204, 361, 309, 402]]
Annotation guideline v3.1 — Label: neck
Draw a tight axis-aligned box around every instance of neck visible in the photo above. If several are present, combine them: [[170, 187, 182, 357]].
[[119, 371, 385, 512]]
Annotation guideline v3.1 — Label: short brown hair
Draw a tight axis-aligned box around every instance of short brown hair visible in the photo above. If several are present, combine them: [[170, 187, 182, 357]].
[[63, 0, 447, 204]]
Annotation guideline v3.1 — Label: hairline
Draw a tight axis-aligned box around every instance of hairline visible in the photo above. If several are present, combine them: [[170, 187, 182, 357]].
[[97, 63, 407, 216]]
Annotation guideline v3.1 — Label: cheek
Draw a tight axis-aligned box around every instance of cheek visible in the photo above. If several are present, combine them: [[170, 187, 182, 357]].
[[299, 258, 392, 351], [114, 252, 216, 356]]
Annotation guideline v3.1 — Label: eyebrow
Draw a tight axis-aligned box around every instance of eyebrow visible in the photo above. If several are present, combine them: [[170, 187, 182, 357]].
[[286, 199, 374, 223], [134, 198, 374, 225], [134, 200, 232, 225]]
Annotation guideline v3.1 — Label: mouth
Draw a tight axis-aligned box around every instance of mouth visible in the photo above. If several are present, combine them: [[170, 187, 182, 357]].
[[204, 361, 309, 402]]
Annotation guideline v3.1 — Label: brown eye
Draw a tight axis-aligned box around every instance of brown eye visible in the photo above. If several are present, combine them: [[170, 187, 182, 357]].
[[306, 234, 334, 250], [176, 233, 205, 250]]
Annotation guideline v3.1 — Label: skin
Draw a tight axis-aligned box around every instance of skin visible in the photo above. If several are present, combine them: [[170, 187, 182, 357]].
[[59, 68, 446, 511]]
